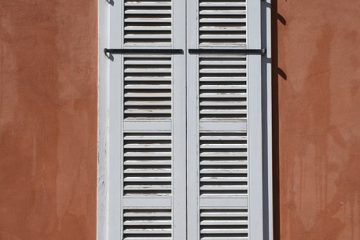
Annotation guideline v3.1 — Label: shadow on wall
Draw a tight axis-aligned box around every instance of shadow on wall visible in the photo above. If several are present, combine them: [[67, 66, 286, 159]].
[[271, 0, 286, 239], [271, 0, 360, 238]]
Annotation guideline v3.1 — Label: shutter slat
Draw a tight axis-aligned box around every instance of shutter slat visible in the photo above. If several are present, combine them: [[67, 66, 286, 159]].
[[199, 93, 247, 98], [200, 69, 246, 73], [124, 185, 171, 190], [200, 161, 247, 165], [125, 143, 172, 148], [199, 110, 247, 115], [199, 59, 246, 65], [200, 169, 248, 174], [125, 18, 171, 23], [200, 2, 246, 7], [125, 68, 171, 73], [125, 101, 171, 106], [125, 160, 172, 165], [201, 229, 248, 233], [124, 152, 172, 157], [125, 2, 171, 7], [124, 60, 171, 65], [125, 34, 172, 39], [125, 85, 171, 90], [125, 92, 170, 97], [124, 109, 171, 114], [199, 34, 247, 40], [124, 134, 171, 140], [200, 135, 247, 141], [200, 177, 247, 182], [200, 185, 247, 190], [201, 144, 247, 148], [200, 77, 246, 81], [124, 177, 172, 182], [124, 220, 172, 226], [199, 10, 246, 15], [124, 211, 171, 217], [200, 101, 246, 106], [200, 18, 246, 23], [125, 10, 171, 14]]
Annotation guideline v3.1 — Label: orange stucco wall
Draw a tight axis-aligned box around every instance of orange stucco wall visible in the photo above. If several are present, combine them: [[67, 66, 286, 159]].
[[0, 1, 97, 240], [1, 0, 360, 240], [274, 0, 360, 239]]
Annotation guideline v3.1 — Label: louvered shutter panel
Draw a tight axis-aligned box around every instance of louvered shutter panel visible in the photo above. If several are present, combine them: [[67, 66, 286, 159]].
[[198, 0, 247, 47], [187, 0, 264, 239], [107, 0, 186, 239], [124, 0, 172, 46], [105, 0, 269, 239]]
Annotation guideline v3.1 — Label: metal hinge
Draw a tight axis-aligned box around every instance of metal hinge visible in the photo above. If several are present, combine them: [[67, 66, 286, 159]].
[[188, 48, 266, 55], [104, 48, 184, 56]]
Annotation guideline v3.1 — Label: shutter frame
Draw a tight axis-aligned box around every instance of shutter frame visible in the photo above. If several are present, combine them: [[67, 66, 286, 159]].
[[247, 1, 264, 239], [100, 0, 272, 239], [107, 0, 187, 239], [187, 0, 265, 239]]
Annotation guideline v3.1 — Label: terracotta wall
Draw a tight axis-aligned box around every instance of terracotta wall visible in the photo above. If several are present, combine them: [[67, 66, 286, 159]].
[[273, 0, 360, 239], [0, 1, 97, 240], [1, 0, 360, 240]]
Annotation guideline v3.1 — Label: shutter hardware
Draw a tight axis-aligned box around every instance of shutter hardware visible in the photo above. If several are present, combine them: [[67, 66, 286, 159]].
[[104, 48, 184, 56], [189, 48, 266, 55], [104, 48, 266, 56]]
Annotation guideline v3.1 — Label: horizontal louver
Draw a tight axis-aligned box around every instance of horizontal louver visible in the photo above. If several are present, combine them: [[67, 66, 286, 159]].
[[200, 132, 248, 196], [199, 56, 247, 120], [124, 0, 172, 46], [124, 56, 172, 120], [199, 0, 247, 47], [200, 209, 248, 240], [123, 209, 172, 240], [124, 132, 172, 196]]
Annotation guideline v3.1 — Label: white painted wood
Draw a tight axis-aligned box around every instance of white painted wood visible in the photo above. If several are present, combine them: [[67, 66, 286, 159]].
[[263, 1, 273, 239], [107, 32, 123, 240], [123, 197, 172, 207], [100, 0, 188, 239], [97, 0, 109, 239], [200, 197, 248, 208], [186, 0, 200, 236], [199, 121, 247, 131], [186, 0, 269, 239], [171, 0, 187, 238], [124, 121, 172, 131]]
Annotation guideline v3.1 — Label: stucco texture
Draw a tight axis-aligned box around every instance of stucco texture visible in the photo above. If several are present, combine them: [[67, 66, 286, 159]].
[[274, 0, 360, 239], [0, 1, 97, 240], [1, 0, 360, 239]]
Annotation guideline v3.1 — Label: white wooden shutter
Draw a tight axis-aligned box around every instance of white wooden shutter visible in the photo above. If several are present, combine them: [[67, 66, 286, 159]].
[[103, 0, 270, 239], [107, 0, 186, 239], [187, 0, 264, 239]]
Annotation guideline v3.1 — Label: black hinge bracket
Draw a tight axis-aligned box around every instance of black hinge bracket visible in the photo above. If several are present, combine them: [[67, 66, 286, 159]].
[[104, 48, 184, 57], [188, 48, 266, 55]]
